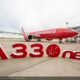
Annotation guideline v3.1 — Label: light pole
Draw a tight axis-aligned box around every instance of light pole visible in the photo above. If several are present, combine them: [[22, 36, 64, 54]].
[[66, 22, 69, 28], [65, 22, 69, 42]]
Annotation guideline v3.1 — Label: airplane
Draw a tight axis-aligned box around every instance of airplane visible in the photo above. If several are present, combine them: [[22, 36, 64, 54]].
[[21, 27, 78, 43]]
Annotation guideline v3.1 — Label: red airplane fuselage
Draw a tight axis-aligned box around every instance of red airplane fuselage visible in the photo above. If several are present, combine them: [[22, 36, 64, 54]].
[[22, 27, 78, 41]]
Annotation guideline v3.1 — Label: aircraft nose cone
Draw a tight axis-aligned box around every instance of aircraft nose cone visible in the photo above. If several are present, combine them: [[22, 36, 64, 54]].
[[73, 31, 78, 35]]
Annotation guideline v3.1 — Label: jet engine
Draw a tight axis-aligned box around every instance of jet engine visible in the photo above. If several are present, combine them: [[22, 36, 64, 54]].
[[24, 35, 33, 41]]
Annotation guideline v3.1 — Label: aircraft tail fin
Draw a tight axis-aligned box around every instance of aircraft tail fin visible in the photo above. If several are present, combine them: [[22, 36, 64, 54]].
[[21, 27, 25, 35]]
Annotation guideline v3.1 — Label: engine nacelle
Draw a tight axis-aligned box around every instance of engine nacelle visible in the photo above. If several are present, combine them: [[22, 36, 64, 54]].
[[24, 35, 32, 41]]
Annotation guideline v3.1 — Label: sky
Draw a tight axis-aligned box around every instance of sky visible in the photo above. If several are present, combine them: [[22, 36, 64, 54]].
[[0, 0, 80, 33]]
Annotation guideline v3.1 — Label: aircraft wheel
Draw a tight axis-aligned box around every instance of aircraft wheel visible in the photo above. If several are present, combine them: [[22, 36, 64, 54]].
[[59, 39, 62, 43], [71, 41, 76, 43], [37, 39, 41, 41], [65, 39, 68, 42]]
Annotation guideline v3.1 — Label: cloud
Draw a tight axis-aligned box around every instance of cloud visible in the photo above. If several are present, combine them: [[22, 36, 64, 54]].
[[0, 0, 80, 32]]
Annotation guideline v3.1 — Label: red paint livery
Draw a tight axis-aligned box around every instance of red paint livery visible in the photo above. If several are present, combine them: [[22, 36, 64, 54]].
[[22, 27, 78, 43]]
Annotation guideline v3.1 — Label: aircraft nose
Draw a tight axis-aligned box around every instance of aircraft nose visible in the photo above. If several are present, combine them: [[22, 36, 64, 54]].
[[73, 31, 78, 35]]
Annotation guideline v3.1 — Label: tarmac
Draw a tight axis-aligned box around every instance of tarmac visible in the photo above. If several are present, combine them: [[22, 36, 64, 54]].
[[0, 38, 80, 77]]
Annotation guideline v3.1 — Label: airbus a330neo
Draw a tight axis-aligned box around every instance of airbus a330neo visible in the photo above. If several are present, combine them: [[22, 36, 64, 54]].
[[22, 27, 78, 43]]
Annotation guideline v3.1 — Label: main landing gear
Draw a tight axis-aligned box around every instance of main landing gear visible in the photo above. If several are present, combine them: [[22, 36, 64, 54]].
[[37, 39, 41, 42], [59, 39, 62, 43]]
